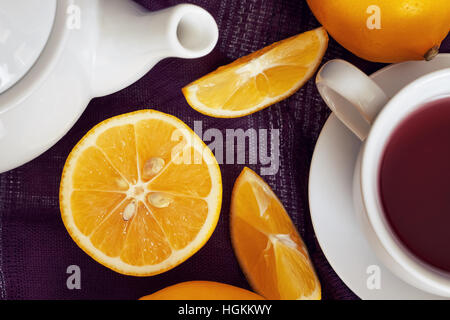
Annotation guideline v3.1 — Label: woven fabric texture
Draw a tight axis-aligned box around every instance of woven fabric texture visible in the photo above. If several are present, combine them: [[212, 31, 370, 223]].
[[0, 0, 449, 300]]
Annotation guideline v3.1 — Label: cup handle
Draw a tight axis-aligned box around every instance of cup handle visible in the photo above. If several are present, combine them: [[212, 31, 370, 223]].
[[316, 59, 389, 140]]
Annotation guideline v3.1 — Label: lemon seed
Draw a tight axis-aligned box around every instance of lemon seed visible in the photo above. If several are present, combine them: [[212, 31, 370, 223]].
[[148, 192, 173, 208], [143, 157, 165, 179], [122, 201, 136, 221]]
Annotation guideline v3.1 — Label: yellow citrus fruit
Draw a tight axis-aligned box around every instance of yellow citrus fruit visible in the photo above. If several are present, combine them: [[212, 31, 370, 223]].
[[182, 27, 328, 118], [60, 110, 222, 276], [140, 281, 265, 300], [307, 0, 450, 63], [230, 167, 321, 300]]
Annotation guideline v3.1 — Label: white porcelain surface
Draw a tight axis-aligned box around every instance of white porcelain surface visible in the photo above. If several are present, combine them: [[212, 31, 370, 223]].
[[361, 68, 450, 296], [0, 0, 218, 173], [309, 54, 450, 299], [316, 59, 388, 140], [317, 57, 450, 296], [0, 0, 56, 94]]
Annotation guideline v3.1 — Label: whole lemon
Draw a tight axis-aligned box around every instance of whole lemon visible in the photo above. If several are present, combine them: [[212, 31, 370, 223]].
[[307, 0, 450, 63], [139, 281, 265, 300]]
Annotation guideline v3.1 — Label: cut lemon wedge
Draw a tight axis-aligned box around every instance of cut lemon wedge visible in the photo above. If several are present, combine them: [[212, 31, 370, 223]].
[[182, 27, 328, 118], [230, 167, 321, 299], [60, 110, 222, 276]]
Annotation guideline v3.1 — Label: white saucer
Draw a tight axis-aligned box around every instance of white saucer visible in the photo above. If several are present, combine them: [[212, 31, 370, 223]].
[[309, 54, 450, 300]]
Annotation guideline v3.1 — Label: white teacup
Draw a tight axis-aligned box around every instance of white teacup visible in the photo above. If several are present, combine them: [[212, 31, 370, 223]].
[[316, 59, 450, 297]]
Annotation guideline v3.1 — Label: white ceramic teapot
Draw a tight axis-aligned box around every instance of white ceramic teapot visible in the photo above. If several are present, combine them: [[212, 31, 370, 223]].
[[0, 0, 218, 173]]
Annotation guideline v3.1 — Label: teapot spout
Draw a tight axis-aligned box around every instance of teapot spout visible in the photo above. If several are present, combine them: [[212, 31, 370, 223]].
[[91, 1, 218, 97]]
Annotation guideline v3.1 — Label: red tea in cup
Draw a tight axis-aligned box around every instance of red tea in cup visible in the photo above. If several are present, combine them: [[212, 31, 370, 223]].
[[379, 96, 450, 273]]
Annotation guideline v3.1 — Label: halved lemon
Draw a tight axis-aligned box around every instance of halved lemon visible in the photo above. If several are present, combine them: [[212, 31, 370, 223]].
[[182, 27, 328, 118], [60, 110, 222, 276], [231, 167, 321, 299]]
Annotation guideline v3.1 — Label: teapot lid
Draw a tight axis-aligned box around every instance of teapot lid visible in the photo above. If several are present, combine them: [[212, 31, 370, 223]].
[[0, 0, 56, 94]]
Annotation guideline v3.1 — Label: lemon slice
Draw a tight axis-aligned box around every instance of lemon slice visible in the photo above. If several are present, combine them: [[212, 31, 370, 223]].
[[60, 110, 222, 276], [183, 27, 328, 118], [231, 167, 321, 299]]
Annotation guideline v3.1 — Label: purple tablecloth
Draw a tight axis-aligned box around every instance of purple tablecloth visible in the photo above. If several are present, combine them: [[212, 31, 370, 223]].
[[0, 0, 449, 300]]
